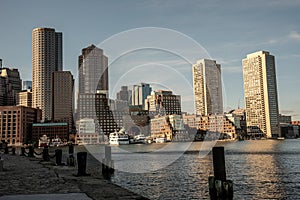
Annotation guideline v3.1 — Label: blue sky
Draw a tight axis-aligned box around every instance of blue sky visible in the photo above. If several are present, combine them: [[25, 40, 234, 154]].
[[0, 0, 300, 119]]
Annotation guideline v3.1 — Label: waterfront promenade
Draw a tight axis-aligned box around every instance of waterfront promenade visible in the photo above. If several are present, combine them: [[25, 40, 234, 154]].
[[0, 151, 147, 200]]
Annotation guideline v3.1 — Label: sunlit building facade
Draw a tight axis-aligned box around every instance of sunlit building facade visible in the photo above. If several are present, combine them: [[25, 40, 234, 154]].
[[192, 59, 223, 116], [242, 51, 280, 138]]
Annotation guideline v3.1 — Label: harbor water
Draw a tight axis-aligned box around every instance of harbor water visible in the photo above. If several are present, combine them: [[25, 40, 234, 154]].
[[82, 139, 300, 199]]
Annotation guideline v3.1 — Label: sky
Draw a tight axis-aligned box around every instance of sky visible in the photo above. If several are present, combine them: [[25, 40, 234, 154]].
[[0, 0, 300, 120]]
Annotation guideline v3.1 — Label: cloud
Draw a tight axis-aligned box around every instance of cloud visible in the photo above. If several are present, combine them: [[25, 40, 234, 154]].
[[288, 31, 300, 40]]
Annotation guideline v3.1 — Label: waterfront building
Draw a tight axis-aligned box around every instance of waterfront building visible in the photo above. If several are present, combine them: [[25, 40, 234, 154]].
[[0, 68, 22, 106], [242, 51, 280, 138], [22, 81, 32, 90], [17, 90, 32, 107], [145, 90, 181, 115], [131, 83, 151, 109], [199, 114, 237, 140], [150, 114, 187, 141], [32, 122, 68, 144], [32, 27, 62, 120], [51, 71, 74, 131], [182, 114, 201, 129], [192, 59, 223, 116], [279, 114, 292, 124], [76, 118, 100, 144], [122, 105, 150, 136], [0, 106, 42, 145]]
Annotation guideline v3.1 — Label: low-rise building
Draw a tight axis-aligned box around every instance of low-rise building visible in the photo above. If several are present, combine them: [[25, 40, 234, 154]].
[[32, 122, 69, 144], [76, 118, 100, 144], [0, 106, 41, 146]]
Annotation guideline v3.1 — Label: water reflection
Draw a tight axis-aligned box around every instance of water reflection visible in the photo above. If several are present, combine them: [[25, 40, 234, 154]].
[[109, 140, 300, 199]]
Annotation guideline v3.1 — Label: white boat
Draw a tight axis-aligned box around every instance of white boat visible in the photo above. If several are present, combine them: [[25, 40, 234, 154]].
[[38, 135, 50, 147], [49, 137, 64, 147], [155, 137, 167, 143], [133, 134, 146, 144], [109, 129, 130, 145]]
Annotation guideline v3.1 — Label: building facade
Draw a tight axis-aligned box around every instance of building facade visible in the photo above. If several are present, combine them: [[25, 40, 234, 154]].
[[242, 51, 280, 138], [51, 71, 74, 131], [0, 68, 22, 106], [17, 90, 32, 107], [145, 90, 181, 115], [32, 27, 62, 120], [193, 59, 223, 116], [131, 83, 152, 109], [77, 45, 108, 141], [32, 122, 69, 144], [22, 81, 32, 90], [0, 106, 42, 146]]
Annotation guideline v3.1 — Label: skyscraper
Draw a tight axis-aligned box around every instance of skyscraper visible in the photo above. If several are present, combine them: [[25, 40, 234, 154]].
[[77, 45, 108, 140], [131, 83, 152, 109], [242, 51, 280, 138], [52, 71, 74, 131], [192, 59, 223, 116], [32, 27, 62, 121]]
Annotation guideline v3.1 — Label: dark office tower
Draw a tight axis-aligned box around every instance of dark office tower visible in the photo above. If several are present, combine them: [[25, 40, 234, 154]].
[[78, 44, 108, 95], [55, 32, 63, 71], [77, 45, 108, 141], [0, 68, 22, 106], [32, 27, 63, 121], [52, 71, 74, 131]]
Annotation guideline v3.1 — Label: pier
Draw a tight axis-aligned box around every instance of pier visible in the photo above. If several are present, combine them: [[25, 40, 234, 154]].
[[0, 146, 148, 200]]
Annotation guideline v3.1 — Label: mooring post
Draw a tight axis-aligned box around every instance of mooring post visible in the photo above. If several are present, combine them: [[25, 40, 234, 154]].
[[209, 146, 233, 199], [4, 145, 8, 154], [42, 146, 50, 161], [67, 143, 75, 166], [55, 149, 63, 165], [11, 147, 16, 155], [75, 152, 90, 176], [212, 146, 226, 181], [102, 145, 114, 179], [20, 147, 26, 156], [28, 146, 34, 158]]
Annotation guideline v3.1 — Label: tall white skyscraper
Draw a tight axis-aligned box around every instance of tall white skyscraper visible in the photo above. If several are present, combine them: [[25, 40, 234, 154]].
[[192, 59, 223, 116], [32, 27, 62, 120], [242, 51, 280, 138]]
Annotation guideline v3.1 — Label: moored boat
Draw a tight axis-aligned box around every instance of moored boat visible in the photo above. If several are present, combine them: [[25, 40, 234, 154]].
[[109, 128, 130, 145]]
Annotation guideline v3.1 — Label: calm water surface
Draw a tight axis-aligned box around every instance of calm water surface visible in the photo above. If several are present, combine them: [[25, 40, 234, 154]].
[[103, 139, 300, 199], [79, 139, 300, 199]]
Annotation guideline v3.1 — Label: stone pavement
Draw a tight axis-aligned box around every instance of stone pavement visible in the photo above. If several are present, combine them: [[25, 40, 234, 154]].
[[0, 152, 148, 200]]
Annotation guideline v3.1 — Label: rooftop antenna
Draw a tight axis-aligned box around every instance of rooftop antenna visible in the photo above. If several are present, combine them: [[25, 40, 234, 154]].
[[0, 59, 2, 69], [237, 98, 240, 109]]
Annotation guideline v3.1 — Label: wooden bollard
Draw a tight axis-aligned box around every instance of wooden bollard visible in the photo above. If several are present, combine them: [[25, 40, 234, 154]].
[[67, 143, 75, 166], [209, 146, 233, 199], [11, 147, 16, 155], [20, 147, 26, 156], [4, 146, 9, 154], [102, 145, 114, 179], [213, 147, 226, 181], [75, 152, 90, 176], [42, 146, 50, 161], [55, 149, 63, 165], [28, 146, 34, 157]]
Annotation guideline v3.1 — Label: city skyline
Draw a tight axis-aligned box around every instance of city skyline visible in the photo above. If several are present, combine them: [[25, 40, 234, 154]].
[[1, 1, 300, 120]]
